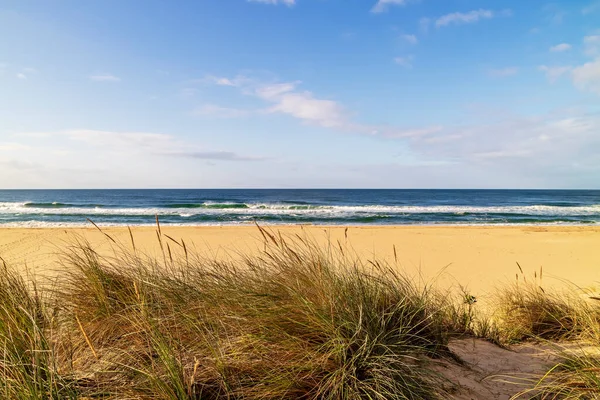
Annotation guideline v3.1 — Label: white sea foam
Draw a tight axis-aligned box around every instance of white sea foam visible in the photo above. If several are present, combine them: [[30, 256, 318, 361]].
[[1, 220, 597, 228], [0, 202, 599, 217]]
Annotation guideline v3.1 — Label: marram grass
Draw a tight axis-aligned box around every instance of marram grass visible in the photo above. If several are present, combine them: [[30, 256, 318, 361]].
[[0, 259, 77, 399], [497, 267, 600, 399], [0, 227, 463, 399], [2, 225, 600, 399]]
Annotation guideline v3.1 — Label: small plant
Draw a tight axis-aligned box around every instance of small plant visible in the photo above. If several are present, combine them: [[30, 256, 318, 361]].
[[444, 287, 481, 337], [0, 259, 77, 399], [515, 347, 600, 399], [464, 293, 477, 306], [489, 263, 598, 344]]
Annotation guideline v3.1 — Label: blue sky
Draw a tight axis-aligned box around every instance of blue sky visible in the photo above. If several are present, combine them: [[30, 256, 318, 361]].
[[0, 0, 599, 188]]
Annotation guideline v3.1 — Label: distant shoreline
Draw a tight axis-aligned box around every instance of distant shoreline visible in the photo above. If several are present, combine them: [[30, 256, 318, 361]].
[[0, 222, 599, 228]]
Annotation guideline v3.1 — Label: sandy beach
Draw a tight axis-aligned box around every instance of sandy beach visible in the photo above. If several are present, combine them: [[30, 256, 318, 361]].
[[2, 225, 599, 297], [2, 224, 600, 398]]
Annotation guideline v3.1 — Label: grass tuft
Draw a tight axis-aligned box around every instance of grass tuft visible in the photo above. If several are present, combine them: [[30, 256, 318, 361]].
[[1, 227, 467, 399], [492, 281, 600, 345], [514, 347, 600, 399], [0, 259, 77, 399]]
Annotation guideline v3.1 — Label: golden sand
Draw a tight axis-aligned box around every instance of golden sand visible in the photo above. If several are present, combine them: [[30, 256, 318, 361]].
[[1, 225, 598, 297]]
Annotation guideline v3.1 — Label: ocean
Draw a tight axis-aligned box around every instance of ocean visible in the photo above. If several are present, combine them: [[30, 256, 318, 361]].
[[0, 189, 598, 227]]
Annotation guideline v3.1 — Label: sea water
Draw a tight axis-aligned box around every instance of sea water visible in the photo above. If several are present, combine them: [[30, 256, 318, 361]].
[[0, 189, 598, 227]]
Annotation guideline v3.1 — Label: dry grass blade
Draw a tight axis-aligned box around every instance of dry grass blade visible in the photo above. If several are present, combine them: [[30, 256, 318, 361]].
[[164, 234, 184, 248], [75, 314, 98, 359], [87, 218, 116, 243], [155, 214, 162, 236], [128, 225, 136, 252], [516, 262, 524, 275]]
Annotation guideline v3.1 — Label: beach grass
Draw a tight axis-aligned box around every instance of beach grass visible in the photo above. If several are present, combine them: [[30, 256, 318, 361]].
[[493, 270, 600, 399], [493, 282, 590, 344], [0, 259, 77, 399], [0, 226, 468, 399], [1, 224, 599, 399]]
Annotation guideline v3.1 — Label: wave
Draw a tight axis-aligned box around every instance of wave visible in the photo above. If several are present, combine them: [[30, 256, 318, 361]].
[[23, 202, 105, 209], [165, 202, 318, 210], [24, 202, 72, 208], [164, 202, 250, 209], [1, 202, 599, 217], [1, 219, 597, 228]]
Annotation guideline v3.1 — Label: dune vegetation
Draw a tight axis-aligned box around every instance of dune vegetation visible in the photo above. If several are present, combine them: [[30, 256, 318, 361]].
[[1, 223, 599, 399]]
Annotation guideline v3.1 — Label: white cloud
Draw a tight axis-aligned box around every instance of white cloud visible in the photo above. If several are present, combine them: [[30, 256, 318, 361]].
[[204, 76, 349, 128], [201, 71, 596, 185], [402, 110, 600, 180], [0, 159, 43, 171], [194, 104, 251, 118], [14, 67, 38, 80], [472, 150, 532, 159], [205, 74, 454, 142], [1, 129, 275, 188], [584, 35, 600, 57], [257, 82, 348, 128], [248, 0, 295, 6], [539, 36, 600, 95], [90, 74, 121, 82], [162, 150, 267, 161], [201, 72, 600, 187], [572, 58, 600, 94], [371, 0, 410, 13], [255, 82, 298, 98], [0, 142, 32, 152], [383, 126, 444, 139], [394, 55, 414, 68], [200, 75, 248, 87], [20, 130, 264, 162], [215, 78, 237, 86], [401, 34, 418, 45], [435, 9, 495, 27], [550, 43, 571, 52], [539, 65, 572, 82], [44, 130, 177, 150], [488, 67, 518, 77]]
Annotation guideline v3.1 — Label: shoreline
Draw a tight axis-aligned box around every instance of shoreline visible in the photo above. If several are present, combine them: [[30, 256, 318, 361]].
[[0, 222, 599, 228]]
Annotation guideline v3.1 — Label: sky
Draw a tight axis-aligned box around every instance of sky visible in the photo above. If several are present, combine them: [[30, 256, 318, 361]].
[[0, 0, 599, 189]]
